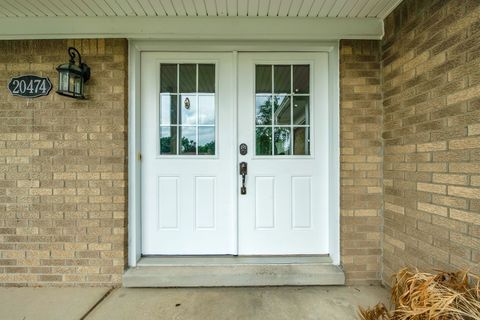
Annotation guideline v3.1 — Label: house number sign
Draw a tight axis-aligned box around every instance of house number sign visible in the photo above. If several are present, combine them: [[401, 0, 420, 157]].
[[8, 75, 52, 98]]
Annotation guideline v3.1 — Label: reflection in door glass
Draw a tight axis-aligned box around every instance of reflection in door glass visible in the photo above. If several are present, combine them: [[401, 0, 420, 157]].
[[274, 127, 291, 155], [255, 64, 310, 156], [160, 126, 177, 155], [198, 127, 215, 155], [255, 95, 272, 125], [180, 126, 196, 155], [159, 63, 216, 156], [256, 127, 272, 155]]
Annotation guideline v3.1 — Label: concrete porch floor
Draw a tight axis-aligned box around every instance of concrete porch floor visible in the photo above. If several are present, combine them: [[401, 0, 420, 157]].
[[0, 285, 390, 320]]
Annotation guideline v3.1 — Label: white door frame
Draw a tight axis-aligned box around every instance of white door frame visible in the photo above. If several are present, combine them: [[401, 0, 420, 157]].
[[128, 40, 340, 267]]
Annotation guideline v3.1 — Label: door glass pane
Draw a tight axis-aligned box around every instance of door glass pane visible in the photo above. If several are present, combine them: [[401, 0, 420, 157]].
[[274, 127, 291, 155], [292, 96, 309, 125], [274, 65, 290, 94], [180, 126, 196, 154], [198, 95, 215, 125], [293, 127, 309, 155], [198, 127, 215, 155], [255, 64, 311, 156], [293, 65, 309, 94], [179, 64, 196, 93], [255, 65, 272, 93], [159, 63, 216, 156], [274, 95, 290, 125], [256, 95, 272, 125], [198, 64, 215, 93], [256, 127, 272, 155], [160, 94, 177, 125], [160, 126, 177, 155], [160, 64, 177, 93], [180, 94, 197, 125]]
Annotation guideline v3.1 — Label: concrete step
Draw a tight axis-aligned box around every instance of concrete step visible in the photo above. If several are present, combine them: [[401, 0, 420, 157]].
[[123, 256, 345, 287]]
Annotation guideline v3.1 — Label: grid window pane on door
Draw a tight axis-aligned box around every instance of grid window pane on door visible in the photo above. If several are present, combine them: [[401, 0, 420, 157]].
[[255, 64, 310, 156], [159, 63, 216, 155]]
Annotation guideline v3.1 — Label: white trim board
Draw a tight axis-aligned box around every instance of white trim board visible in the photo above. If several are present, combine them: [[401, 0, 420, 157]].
[[0, 16, 383, 40], [128, 40, 341, 267]]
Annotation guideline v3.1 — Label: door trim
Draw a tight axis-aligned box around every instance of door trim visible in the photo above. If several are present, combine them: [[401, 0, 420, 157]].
[[128, 40, 340, 267]]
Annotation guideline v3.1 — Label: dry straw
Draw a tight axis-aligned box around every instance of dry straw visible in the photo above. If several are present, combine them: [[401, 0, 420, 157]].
[[359, 268, 480, 320]]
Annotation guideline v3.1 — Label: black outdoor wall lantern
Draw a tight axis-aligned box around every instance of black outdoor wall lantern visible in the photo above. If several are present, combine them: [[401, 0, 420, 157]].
[[56, 47, 90, 99]]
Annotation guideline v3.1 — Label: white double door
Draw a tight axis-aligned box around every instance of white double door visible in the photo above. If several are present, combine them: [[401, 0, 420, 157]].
[[141, 51, 329, 255]]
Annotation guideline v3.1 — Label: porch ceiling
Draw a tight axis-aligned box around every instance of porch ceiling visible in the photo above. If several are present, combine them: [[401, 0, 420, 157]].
[[0, 0, 401, 19]]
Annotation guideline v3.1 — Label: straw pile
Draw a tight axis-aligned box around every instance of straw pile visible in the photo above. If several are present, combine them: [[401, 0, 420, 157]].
[[358, 268, 480, 320]]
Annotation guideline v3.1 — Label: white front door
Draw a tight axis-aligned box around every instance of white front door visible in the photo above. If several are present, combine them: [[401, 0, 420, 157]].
[[141, 51, 329, 255], [141, 52, 236, 254], [237, 53, 329, 254]]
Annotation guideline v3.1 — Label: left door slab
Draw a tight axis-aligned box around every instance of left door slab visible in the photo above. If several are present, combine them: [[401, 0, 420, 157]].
[[141, 52, 236, 255]]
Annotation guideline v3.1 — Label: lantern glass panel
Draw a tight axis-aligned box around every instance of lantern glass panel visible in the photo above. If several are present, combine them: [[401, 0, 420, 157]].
[[74, 77, 82, 95], [59, 69, 69, 92]]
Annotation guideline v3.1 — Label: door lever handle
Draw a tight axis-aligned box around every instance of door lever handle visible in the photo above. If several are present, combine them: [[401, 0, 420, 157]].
[[239, 162, 247, 195]]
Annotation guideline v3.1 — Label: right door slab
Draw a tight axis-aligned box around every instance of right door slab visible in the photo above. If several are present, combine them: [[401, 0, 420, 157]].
[[237, 52, 330, 255]]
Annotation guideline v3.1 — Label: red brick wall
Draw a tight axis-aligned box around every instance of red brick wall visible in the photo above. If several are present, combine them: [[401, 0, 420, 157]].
[[0, 39, 128, 286], [382, 0, 480, 281]]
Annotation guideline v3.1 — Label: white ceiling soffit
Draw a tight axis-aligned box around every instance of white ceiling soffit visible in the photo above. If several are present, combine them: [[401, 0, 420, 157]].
[[0, 0, 402, 18], [0, 0, 404, 40]]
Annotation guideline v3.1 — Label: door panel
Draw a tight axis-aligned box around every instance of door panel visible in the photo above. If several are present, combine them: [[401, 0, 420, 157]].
[[141, 52, 236, 255], [237, 53, 329, 255]]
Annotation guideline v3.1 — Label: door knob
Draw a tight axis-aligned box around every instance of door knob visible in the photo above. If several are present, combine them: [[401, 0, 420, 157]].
[[239, 162, 247, 195]]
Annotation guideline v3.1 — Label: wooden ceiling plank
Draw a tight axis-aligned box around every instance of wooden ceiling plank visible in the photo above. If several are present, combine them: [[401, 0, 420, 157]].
[[368, 0, 389, 17], [377, 0, 402, 19], [182, 0, 198, 16], [136, 0, 157, 15], [327, 0, 347, 17], [193, 0, 207, 15], [257, 0, 270, 16], [102, 0, 127, 16], [297, 0, 314, 17], [0, 4, 20, 17], [4, 0, 34, 16], [247, 0, 259, 16], [45, 0, 77, 16], [306, 0, 325, 17], [215, 0, 227, 16], [226, 0, 237, 16], [171, 0, 187, 15], [288, 0, 304, 17], [317, 0, 335, 17], [16, 0, 55, 16], [80, 0, 109, 16], [277, 0, 291, 16], [337, 0, 359, 17], [127, 0, 149, 15], [67, 0, 98, 15], [147, 0, 168, 15], [348, 0, 367, 18], [237, 0, 247, 15], [37, 0, 67, 15], [113, 0, 135, 15], [158, 0, 176, 15], [357, 0, 378, 17], [267, 0, 282, 16], [203, 0, 217, 15]]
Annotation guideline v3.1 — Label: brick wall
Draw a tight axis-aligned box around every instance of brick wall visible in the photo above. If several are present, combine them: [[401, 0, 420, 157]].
[[382, 0, 480, 281], [340, 40, 383, 284], [0, 39, 128, 286]]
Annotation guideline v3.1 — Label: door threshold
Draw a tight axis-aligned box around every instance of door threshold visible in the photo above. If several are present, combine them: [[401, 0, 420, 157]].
[[123, 256, 345, 287]]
